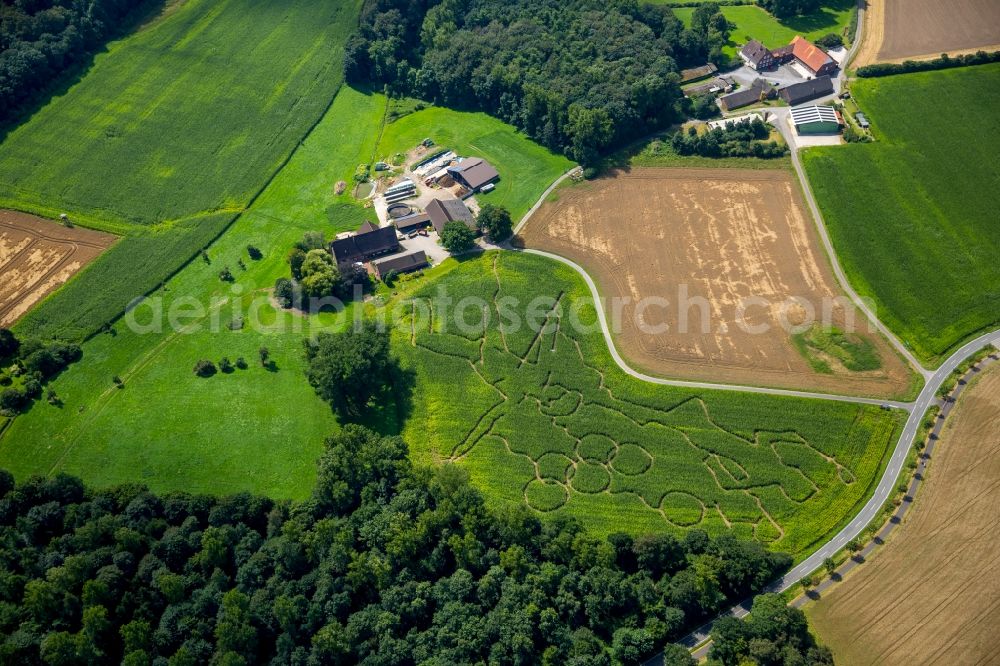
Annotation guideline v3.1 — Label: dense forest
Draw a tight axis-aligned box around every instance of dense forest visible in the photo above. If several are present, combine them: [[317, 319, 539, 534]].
[[346, 0, 734, 165], [707, 594, 833, 665], [0, 424, 792, 665], [0, 0, 149, 125]]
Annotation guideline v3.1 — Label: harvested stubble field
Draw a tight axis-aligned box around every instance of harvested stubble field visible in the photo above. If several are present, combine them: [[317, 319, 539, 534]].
[[0, 210, 114, 326], [520, 168, 912, 397], [396, 251, 903, 557], [807, 363, 1000, 664], [876, 0, 1000, 64]]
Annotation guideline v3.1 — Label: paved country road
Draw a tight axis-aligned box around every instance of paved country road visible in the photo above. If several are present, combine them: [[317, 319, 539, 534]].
[[667, 329, 1000, 663], [508, 9, 1000, 660]]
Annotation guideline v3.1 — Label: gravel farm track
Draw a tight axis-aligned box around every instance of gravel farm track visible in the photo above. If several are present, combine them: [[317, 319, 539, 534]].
[[513, 14, 1000, 651], [0, 210, 115, 326]]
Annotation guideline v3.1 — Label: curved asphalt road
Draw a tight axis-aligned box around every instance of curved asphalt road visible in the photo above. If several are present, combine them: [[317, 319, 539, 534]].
[[511, 6, 1000, 655], [511, 13, 1000, 658], [668, 328, 1000, 662], [519, 248, 911, 409]]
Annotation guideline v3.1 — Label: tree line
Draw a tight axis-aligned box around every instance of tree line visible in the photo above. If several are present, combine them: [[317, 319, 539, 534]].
[[0, 328, 80, 414], [346, 0, 735, 166], [707, 593, 833, 665], [0, 0, 151, 126], [857, 50, 1000, 78], [0, 425, 795, 664]]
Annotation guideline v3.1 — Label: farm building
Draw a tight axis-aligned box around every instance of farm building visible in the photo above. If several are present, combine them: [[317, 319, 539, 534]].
[[785, 36, 837, 76], [426, 198, 477, 235], [393, 212, 431, 233], [372, 250, 429, 280], [739, 40, 776, 70], [779, 76, 834, 105], [709, 112, 768, 130], [330, 222, 399, 270], [681, 63, 718, 82], [719, 79, 776, 112], [384, 178, 416, 204], [447, 157, 499, 192], [684, 76, 734, 97], [790, 105, 843, 134]]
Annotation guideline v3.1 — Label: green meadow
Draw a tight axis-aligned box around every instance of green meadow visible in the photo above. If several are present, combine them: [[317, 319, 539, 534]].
[[396, 251, 902, 557], [3, 0, 363, 341], [377, 107, 574, 221], [0, 0, 361, 227], [0, 87, 389, 499], [671, 1, 854, 57], [0, 85, 578, 500], [803, 64, 1000, 364]]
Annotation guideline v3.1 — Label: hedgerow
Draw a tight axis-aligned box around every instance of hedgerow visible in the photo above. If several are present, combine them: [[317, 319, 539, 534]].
[[857, 50, 1000, 78]]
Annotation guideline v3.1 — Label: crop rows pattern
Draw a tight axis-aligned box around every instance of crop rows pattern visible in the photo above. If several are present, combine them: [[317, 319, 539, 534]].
[[396, 253, 898, 549]]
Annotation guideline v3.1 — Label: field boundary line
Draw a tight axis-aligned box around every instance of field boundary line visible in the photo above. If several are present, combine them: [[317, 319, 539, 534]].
[[88, 80, 351, 344], [512, 169, 576, 236], [516, 247, 911, 408], [651, 331, 1000, 665]]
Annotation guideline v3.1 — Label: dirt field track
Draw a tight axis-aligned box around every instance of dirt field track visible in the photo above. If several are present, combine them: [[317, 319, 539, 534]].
[[807, 363, 1000, 664], [520, 168, 911, 397], [859, 0, 1000, 66], [0, 210, 114, 326]]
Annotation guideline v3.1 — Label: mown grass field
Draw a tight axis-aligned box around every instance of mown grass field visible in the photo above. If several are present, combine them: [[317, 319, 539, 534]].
[[395, 251, 902, 557], [2, 0, 363, 341], [0, 0, 360, 226], [0, 87, 388, 500], [377, 107, 574, 221], [0, 85, 577, 500], [802, 63, 1000, 364], [671, 1, 854, 57]]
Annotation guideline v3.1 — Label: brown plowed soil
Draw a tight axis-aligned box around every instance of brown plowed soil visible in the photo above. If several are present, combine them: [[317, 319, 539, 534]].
[[878, 0, 1000, 63], [519, 168, 912, 397], [807, 363, 1000, 664], [0, 210, 115, 326]]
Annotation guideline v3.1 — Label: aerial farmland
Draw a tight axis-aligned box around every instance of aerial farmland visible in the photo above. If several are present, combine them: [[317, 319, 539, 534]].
[[520, 167, 915, 397], [0, 0, 997, 663]]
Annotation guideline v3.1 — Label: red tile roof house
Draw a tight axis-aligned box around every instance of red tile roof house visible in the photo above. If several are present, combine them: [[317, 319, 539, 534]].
[[774, 36, 838, 77]]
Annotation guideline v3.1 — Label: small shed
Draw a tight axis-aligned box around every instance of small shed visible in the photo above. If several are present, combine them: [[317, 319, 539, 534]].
[[394, 212, 431, 233], [681, 63, 718, 83]]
